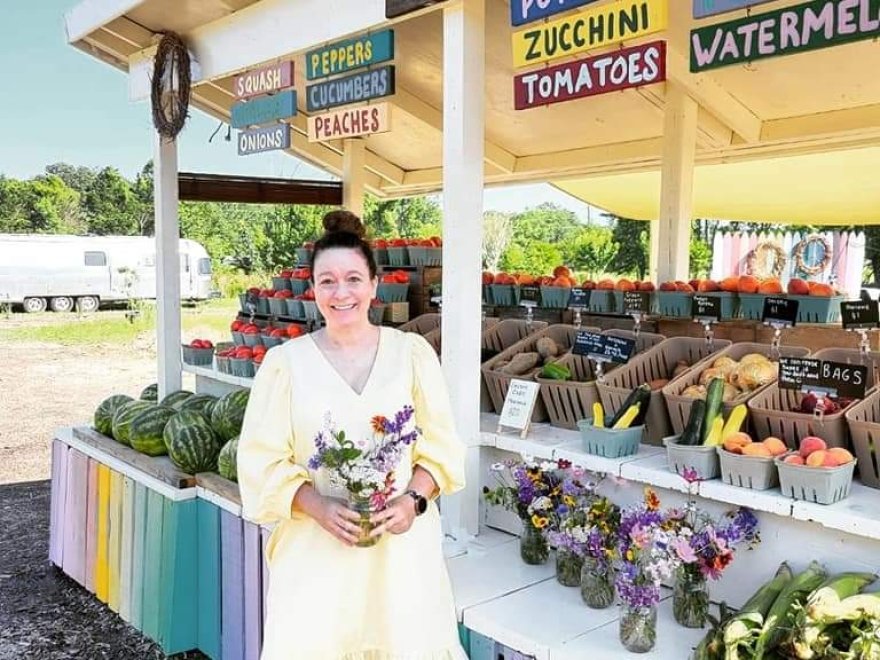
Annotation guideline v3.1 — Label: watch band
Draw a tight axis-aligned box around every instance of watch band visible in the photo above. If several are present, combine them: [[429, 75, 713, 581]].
[[405, 489, 428, 516]]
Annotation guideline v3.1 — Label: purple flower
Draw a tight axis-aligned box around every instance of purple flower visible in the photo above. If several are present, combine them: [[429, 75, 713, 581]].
[[681, 466, 701, 484]]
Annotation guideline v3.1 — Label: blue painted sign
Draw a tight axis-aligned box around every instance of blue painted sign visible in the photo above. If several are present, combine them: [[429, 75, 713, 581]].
[[231, 90, 297, 129], [510, 0, 600, 27], [237, 124, 291, 156], [693, 0, 775, 19], [306, 30, 394, 80], [306, 65, 395, 113]]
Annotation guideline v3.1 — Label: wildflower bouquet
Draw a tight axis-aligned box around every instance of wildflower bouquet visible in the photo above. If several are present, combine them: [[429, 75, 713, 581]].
[[545, 469, 601, 585]]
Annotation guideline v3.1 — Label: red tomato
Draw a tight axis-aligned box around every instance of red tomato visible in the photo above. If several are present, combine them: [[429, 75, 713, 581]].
[[230, 320, 243, 332], [393, 271, 410, 284], [287, 324, 305, 338]]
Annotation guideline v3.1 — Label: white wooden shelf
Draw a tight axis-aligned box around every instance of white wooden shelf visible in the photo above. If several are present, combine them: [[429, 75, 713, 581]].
[[791, 482, 880, 541], [183, 363, 254, 388]]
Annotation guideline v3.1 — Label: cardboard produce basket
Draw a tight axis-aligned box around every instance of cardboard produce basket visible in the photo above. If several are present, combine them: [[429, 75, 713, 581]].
[[663, 342, 811, 437], [577, 420, 643, 458], [775, 453, 856, 504], [479, 319, 548, 411], [748, 348, 880, 452], [399, 313, 442, 336], [786, 295, 845, 324], [656, 291, 693, 318], [845, 388, 880, 489], [597, 337, 732, 446], [717, 447, 779, 490], [482, 324, 593, 421]]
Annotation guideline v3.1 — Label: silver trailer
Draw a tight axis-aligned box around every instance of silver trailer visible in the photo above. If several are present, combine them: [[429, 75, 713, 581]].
[[0, 234, 213, 312]]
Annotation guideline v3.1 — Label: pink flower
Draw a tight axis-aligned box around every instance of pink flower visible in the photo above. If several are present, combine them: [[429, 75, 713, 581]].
[[682, 467, 701, 484], [671, 536, 697, 563]]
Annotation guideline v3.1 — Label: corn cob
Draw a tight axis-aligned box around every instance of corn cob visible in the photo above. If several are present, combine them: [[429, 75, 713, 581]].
[[724, 563, 793, 660]]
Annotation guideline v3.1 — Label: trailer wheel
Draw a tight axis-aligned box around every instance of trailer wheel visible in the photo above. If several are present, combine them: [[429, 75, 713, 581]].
[[49, 296, 75, 313], [23, 297, 47, 313], [76, 296, 100, 313]]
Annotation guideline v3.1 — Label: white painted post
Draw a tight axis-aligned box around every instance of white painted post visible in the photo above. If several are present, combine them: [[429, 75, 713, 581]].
[[655, 85, 698, 283], [153, 133, 182, 399], [342, 138, 366, 217], [441, 0, 485, 541]]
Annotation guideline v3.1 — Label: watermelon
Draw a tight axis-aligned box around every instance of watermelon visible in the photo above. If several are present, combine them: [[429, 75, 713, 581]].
[[164, 411, 222, 473], [211, 390, 250, 441], [140, 383, 158, 402], [129, 406, 176, 456], [179, 393, 218, 417], [161, 389, 195, 410], [94, 394, 134, 437], [111, 400, 154, 446], [217, 436, 239, 482]]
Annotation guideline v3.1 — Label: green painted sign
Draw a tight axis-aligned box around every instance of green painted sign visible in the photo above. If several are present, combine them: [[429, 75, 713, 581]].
[[691, 0, 880, 72], [305, 30, 394, 80]]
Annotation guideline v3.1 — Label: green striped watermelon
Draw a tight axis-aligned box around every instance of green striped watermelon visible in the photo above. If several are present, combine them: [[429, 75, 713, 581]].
[[111, 400, 154, 446], [217, 436, 238, 482], [129, 406, 176, 456], [164, 411, 222, 473], [94, 394, 134, 437], [179, 393, 218, 417], [140, 383, 158, 402], [161, 389, 194, 410], [211, 389, 250, 441]]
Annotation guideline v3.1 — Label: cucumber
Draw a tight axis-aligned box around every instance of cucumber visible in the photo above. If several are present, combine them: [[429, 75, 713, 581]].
[[607, 384, 651, 428], [678, 399, 707, 446], [701, 377, 725, 445]]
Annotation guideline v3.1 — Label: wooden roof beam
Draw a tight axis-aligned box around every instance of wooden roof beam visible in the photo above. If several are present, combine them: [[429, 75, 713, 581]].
[[761, 104, 880, 143], [102, 15, 153, 49]]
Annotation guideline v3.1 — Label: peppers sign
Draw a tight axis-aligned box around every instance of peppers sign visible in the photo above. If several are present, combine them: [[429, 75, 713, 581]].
[[692, 0, 775, 19], [231, 89, 297, 129], [511, 0, 601, 27], [238, 124, 291, 156], [511, 0, 668, 68], [386, 0, 446, 19], [306, 65, 395, 113], [514, 41, 666, 110], [233, 61, 294, 100], [691, 0, 880, 73], [305, 30, 394, 81], [307, 103, 391, 142]]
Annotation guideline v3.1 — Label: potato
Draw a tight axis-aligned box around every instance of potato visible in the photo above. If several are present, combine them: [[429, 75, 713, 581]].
[[682, 384, 707, 399], [536, 337, 560, 359], [649, 378, 669, 391], [672, 360, 690, 378]]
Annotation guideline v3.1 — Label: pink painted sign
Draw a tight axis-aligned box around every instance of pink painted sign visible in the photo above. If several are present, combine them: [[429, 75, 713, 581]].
[[513, 41, 666, 110], [233, 61, 294, 100]]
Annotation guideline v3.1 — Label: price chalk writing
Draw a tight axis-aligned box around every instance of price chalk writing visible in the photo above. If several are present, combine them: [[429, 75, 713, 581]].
[[568, 287, 591, 309], [779, 357, 869, 399], [762, 297, 798, 327], [572, 331, 634, 364], [623, 291, 651, 315], [692, 295, 721, 322], [841, 300, 880, 330], [519, 286, 541, 306]]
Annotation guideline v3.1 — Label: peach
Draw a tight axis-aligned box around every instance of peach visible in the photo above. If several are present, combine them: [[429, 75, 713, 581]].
[[597, 279, 615, 290], [720, 277, 740, 293], [784, 454, 806, 465], [552, 276, 573, 288], [638, 281, 656, 292], [582, 280, 596, 290], [758, 279, 784, 295], [616, 279, 636, 292], [742, 443, 773, 458], [553, 266, 572, 279], [689, 279, 701, 291], [676, 282, 696, 293], [787, 278, 810, 295], [738, 275, 760, 294], [723, 432, 753, 454], [761, 437, 788, 456], [828, 447, 855, 465], [698, 280, 721, 292], [806, 450, 836, 467], [799, 436, 827, 459], [659, 281, 677, 292], [809, 282, 834, 297]]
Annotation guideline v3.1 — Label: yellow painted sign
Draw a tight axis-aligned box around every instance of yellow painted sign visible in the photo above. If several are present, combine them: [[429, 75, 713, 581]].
[[511, 0, 668, 68]]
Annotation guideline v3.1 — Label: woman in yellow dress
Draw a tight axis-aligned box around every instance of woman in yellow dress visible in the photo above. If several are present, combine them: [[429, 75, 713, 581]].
[[238, 211, 468, 660]]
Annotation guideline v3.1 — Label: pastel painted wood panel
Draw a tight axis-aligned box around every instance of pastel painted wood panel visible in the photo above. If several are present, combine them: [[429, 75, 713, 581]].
[[107, 470, 123, 612], [84, 458, 98, 593], [197, 499, 221, 660], [157, 497, 198, 655], [94, 464, 111, 603], [261, 526, 270, 639], [62, 448, 88, 585], [243, 521, 263, 660], [119, 476, 135, 622], [142, 488, 165, 642], [48, 439, 68, 567], [220, 508, 245, 660], [130, 481, 147, 631], [468, 630, 498, 660]]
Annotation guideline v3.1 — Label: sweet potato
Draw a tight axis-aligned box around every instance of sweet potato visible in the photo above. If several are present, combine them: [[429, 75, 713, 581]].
[[500, 352, 540, 375]]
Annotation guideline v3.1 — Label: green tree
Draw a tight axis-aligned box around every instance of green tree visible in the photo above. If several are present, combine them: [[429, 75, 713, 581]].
[[610, 217, 649, 279], [565, 227, 618, 278], [82, 167, 141, 235], [26, 175, 84, 233], [690, 239, 712, 278], [363, 195, 441, 238], [499, 240, 563, 275], [482, 210, 513, 272], [0, 176, 31, 232], [510, 202, 580, 245], [44, 162, 98, 196]]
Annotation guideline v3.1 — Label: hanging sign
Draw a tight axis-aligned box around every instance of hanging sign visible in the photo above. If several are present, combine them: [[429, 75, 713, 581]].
[[519, 286, 542, 306], [779, 357, 868, 399], [572, 331, 635, 363], [498, 378, 541, 437], [231, 89, 297, 129], [307, 103, 391, 142], [511, 0, 601, 27], [386, 0, 447, 19], [514, 41, 666, 110], [692, 0, 775, 19], [691, 0, 880, 73], [233, 61, 294, 100], [237, 124, 291, 155], [306, 65, 396, 113], [778, 357, 821, 391], [623, 291, 652, 315], [692, 295, 721, 322], [305, 30, 395, 80], [841, 300, 880, 330], [762, 297, 799, 327], [568, 287, 591, 309], [511, 0, 668, 68], [573, 331, 605, 357]]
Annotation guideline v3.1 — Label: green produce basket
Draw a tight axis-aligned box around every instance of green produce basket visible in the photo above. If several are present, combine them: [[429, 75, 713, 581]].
[[387, 247, 409, 266], [242, 333, 262, 348], [369, 304, 386, 325], [285, 299, 305, 319], [577, 420, 643, 458], [271, 277, 290, 291], [409, 247, 442, 266], [656, 292, 693, 318], [295, 248, 312, 265], [786, 295, 844, 324], [181, 345, 214, 367], [268, 298, 287, 316], [717, 447, 779, 491], [374, 248, 389, 266], [302, 301, 323, 321], [289, 279, 310, 295], [231, 331, 244, 346], [256, 297, 270, 315], [540, 286, 571, 309], [377, 282, 409, 303], [488, 284, 519, 307], [700, 292, 737, 320], [229, 357, 255, 378], [736, 293, 769, 320], [262, 335, 283, 349], [588, 290, 615, 313], [663, 435, 720, 480]]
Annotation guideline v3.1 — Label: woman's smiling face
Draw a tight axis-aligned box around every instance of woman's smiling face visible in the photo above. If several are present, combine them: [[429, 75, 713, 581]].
[[312, 247, 377, 328]]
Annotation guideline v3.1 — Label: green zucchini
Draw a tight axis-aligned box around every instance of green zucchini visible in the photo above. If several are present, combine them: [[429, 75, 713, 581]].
[[607, 384, 651, 428], [679, 399, 707, 446], [701, 377, 725, 445]]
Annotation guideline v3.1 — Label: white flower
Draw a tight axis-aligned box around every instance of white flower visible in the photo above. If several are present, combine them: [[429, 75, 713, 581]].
[[490, 462, 507, 472], [529, 496, 552, 512]]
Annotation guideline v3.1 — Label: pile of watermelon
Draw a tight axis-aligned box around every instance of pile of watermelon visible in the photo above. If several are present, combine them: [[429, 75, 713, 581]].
[[93, 384, 248, 481]]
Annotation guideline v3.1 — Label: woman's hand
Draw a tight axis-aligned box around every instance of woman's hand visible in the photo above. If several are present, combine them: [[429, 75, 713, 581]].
[[315, 497, 364, 546], [369, 496, 417, 537]]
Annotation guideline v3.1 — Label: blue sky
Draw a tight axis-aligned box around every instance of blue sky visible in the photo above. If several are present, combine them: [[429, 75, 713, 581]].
[[0, 0, 598, 218]]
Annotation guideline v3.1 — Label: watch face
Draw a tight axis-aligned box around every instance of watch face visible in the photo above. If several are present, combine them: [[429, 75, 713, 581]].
[[416, 496, 428, 515]]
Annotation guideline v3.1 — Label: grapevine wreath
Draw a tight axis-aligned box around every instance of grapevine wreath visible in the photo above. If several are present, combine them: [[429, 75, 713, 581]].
[[151, 32, 191, 140], [794, 235, 832, 276], [746, 241, 787, 279]]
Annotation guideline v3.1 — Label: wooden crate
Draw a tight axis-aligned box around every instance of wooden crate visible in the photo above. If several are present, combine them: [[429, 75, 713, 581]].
[[384, 301, 410, 323]]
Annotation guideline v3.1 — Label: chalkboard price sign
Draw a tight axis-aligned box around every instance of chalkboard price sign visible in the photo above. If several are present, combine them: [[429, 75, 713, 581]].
[[572, 331, 604, 357], [602, 335, 636, 364], [692, 295, 721, 322], [571, 331, 634, 364], [762, 297, 798, 327], [519, 286, 541, 306], [623, 291, 651, 315], [779, 357, 869, 399], [841, 300, 880, 330], [778, 357, 821, 392], [568, 287, 591, 309]]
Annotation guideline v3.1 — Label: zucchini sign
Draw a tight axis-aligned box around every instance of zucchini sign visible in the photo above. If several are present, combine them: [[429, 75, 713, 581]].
[[691, 0, 880, 72]]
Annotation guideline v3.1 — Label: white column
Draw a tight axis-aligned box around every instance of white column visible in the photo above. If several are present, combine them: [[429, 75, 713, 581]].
[[655, 85, 698, 283], [441, 0, 485, 540], [153, 133, 182, 399], [342, 138, 366, 217]]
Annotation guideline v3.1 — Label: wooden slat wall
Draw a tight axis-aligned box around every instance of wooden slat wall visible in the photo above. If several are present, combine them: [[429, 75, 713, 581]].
[[197, 499, 222, 660], [108, 470, 122, 612], [84, 459, 98, 593], [62, 449, 88, 586], [94, 464, 111, 603], [48, 440, 68, 567], [220, 509, 245, 660], [119, 476, 135, 622], [130, 481, 147, 631], [141, 489, 164, 641], [158, 497, 199, 654], [243, 521, 263, 660]]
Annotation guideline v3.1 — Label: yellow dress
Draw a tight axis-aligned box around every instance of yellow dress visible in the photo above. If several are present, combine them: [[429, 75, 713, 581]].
[[238, 327, 468, 660]]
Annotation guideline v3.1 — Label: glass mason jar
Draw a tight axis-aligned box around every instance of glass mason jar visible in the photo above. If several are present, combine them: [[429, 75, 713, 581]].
[[673, 567, 710, 628], [619, 603, 657, 653], [348, 493, 380, 548], [520, 521, 549, 565], [580, 556, 615, 609], [556, 548, 583, 587]]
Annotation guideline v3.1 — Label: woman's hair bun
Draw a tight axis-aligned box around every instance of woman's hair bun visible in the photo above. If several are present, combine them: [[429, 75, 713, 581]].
[[322, 210, 366, 239]]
